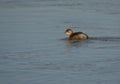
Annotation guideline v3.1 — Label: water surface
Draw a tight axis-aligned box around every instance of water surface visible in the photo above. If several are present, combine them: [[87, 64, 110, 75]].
[[0, 0, 120, 84]]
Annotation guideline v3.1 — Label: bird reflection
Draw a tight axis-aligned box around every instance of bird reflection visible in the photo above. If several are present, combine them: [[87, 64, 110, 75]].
[[66, 39, 88, 47]]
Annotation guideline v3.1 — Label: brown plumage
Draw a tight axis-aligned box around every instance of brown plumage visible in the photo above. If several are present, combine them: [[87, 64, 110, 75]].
[[65, 29, 88, 40]]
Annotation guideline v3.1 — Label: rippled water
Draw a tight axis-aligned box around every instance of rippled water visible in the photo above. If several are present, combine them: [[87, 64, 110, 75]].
[[0, 0, 120, 84]]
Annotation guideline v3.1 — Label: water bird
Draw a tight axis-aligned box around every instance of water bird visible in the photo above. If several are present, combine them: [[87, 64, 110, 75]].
[[65, 28, 88, 40]]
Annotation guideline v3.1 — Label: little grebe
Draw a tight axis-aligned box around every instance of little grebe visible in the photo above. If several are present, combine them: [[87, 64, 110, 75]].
[[65, 28, 88, 40]]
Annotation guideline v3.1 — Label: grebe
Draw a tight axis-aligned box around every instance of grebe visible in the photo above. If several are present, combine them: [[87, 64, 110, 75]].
[[65, 28, 88, 40]]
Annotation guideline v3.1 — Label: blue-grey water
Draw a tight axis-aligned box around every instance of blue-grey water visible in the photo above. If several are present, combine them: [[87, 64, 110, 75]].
[[0, 0, 120, 84]]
